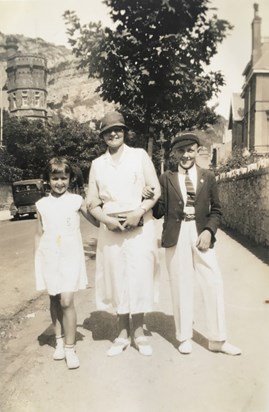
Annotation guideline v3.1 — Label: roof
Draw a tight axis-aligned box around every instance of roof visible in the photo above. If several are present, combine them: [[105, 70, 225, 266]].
[[242, 40, 269, 82], [228, 93, 244, 129], [253, 41, 269, 70]]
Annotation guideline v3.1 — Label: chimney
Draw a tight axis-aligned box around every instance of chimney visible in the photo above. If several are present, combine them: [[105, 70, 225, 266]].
[[251, 3, 262, 64]]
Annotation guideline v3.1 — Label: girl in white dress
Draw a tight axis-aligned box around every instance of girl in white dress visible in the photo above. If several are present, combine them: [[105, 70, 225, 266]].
[[35, 157, 90, 369], [87, 112, 161, 356]]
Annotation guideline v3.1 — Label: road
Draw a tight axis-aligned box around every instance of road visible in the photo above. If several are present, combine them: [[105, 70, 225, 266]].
[[0, 217, 41, 321], [1, 214, 269, 412]]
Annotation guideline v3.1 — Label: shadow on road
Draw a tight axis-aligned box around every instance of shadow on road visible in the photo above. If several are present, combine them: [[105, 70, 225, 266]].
[[82, 310, 179, 345], [221, 225, 269, 265], [146, 312, 209, 351], [36, 311, 210, 352], [37, 324, 86, 348], [82, 311, 118, 342], [145, 311, 177, 347], [82, 310, 178, 345], [9, 215, 37, 222], [34, 310, 210, 351]]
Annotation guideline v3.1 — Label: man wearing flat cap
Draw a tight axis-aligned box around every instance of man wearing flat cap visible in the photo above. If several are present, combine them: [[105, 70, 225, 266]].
[[153, 132, 241, 355]]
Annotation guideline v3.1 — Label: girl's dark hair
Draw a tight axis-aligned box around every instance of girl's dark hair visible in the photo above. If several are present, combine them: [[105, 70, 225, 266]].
[[43, 157, 74, 182]]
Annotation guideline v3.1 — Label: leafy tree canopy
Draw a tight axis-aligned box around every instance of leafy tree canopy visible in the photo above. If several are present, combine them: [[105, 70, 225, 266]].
[[0, 148, 23, 182], [51, 116, 105, 179], [3, 115, 53, 180], [1, 112, 104, 182], [63, 0, 232, 151]]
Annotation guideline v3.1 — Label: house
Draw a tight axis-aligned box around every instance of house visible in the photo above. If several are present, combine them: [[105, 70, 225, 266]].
[[228, 93, 244, 150], [234, 3, 269, 155]]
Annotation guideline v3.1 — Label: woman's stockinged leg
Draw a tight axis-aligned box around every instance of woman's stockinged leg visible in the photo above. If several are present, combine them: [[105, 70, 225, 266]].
[[106, 313, 130, 356], [132, 313, 152, 356], [117, 313, 130, 339], [132, 313, 144, 339], [60, 292, 77, 345]]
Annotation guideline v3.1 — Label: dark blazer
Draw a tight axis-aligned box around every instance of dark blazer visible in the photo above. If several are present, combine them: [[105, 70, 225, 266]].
[[153, 166, 222, 248]]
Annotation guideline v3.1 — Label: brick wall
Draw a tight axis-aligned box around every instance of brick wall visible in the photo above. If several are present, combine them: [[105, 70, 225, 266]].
[[217, 159, 269, 247]]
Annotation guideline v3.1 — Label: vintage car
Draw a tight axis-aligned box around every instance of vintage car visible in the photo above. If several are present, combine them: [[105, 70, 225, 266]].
[[10, 179, 46, 220]]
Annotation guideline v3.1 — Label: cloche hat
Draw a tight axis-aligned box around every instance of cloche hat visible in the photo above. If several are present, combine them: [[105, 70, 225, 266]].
[[99, 111, 129, 135]]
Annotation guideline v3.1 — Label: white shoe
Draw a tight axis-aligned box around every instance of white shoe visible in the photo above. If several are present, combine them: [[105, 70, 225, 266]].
[[178, 340, 192, 354], [53, 344, 65, 360], [65, 348, 80, 369], [208, 341, 241, 356], [107, 337, 130, 357], [134, 336, 153, 356]]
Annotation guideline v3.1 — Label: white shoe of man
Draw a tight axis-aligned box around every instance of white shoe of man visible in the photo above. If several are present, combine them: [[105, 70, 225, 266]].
[[208, 341, 241, 356], [178, 339, 192, 354]]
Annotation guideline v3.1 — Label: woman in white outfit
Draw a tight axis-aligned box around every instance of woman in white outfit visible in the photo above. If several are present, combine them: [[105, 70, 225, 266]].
[[87, 111, 161, 356]]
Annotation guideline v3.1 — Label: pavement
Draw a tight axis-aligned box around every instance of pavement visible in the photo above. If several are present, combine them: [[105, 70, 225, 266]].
[[1, 213, 269, 412], [0, 209, 11, 221]]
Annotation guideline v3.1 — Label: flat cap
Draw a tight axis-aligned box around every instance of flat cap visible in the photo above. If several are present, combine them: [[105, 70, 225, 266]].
[[171, 132, 200, 150]]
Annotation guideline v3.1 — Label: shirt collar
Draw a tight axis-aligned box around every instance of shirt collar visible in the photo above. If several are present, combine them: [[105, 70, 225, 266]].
[[178, 163, 197, 176], [103, 143, 129, 162], [49, 191, 69, 200]]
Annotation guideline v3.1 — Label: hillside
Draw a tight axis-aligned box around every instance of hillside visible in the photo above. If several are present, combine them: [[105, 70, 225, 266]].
[[46, 62, 114, 123], [0, 32, 114, 122], [0, 32, 73, 67]]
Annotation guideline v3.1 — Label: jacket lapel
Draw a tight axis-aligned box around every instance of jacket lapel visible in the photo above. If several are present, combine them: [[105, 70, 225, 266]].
[[168, 171, 184, 201]]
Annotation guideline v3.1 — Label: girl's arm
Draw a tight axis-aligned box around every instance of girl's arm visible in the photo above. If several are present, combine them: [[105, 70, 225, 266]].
[[80, 200, 100, 227], [35, 211, 43, 252]]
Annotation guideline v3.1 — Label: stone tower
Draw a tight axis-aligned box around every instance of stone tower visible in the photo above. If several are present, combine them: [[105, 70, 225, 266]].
[[5, 36, 48, 120]]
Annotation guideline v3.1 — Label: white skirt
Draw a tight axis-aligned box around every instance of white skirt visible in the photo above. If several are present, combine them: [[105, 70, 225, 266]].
[[95, 212, 159, 314], [35, 230, 88, 295]]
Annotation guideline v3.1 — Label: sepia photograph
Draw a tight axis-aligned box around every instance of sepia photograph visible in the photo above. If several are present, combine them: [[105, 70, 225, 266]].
[[0, 1, 269, 411]]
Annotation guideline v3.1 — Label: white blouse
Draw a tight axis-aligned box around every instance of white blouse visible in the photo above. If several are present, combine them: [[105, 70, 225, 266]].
[[87, 144, 156, 215]]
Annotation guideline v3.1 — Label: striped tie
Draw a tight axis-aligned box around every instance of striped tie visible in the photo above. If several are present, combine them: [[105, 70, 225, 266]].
[[185, 170, 195, 207]]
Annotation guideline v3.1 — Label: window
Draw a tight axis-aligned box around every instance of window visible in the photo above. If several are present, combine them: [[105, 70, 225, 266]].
[[21, 91, 28, 107]]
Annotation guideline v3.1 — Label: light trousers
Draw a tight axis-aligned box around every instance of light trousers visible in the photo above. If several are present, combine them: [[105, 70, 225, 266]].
[[165, 221, 226, 342]]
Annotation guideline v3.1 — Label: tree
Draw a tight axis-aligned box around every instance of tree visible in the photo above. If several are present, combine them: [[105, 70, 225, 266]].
[[51, 116, 105, 181], [63, 0, 232, 155], [0, 148, 23, 182], [2, 112, 104, 182], [4, 115, 53, 180]]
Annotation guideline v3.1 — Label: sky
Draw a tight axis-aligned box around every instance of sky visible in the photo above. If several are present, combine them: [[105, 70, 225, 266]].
[[0, 0, 269, 119]]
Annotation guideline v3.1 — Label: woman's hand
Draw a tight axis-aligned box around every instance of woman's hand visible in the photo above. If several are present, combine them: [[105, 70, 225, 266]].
[[122, 208, 144, 230], [104, 216, 125, 232], [142, 186, 155, 199]]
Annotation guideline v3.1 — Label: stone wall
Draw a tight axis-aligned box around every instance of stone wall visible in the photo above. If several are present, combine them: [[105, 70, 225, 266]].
[[217, 159, 269, 247]]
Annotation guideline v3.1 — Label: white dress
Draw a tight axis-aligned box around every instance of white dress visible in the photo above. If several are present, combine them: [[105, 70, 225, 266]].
[[35, 192, 88, 295], [88, 145, 159, 314]]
